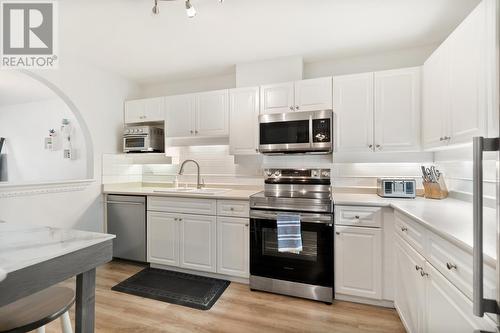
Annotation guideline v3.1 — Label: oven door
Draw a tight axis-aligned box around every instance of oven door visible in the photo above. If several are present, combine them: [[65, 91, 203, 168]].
[[123, 135, 149, 152], [250, 209, 333, 287]]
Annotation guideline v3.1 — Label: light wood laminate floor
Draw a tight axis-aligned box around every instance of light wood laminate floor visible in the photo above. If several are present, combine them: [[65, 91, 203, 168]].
[[43, 260, 405, 333]]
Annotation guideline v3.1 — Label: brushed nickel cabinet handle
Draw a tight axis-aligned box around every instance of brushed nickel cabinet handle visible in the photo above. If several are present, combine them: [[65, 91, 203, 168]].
[[420, 270, 429, 277], [401, 226, 408, 232], [295, 105, 299, 110], [415, 265, 423, 271], [289, 106, 294, 111], [195, 130, 198, 134], [190, 130, 194, 134], [335, 232, 340, 235], [354, 215, 360, 219], [446, 262, 457, 270]]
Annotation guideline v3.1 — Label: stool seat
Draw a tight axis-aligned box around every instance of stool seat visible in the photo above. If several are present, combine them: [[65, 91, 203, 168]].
[[0, 286, 75, 333]]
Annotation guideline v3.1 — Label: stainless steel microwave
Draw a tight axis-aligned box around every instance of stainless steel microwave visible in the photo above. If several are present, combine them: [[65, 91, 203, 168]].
[[259, 110, 333, 154], [123, 126, 164, 153]]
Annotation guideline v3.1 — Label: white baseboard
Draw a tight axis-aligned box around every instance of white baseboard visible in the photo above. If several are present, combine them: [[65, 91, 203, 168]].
[[335, 293, 395, 308], [150, 263, 250, 284]]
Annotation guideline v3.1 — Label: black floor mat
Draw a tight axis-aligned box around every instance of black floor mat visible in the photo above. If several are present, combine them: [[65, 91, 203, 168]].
[[111, 268, 230, 310]]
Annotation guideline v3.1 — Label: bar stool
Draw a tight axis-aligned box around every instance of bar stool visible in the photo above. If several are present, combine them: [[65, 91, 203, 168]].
[[0, 286, 74, 333]]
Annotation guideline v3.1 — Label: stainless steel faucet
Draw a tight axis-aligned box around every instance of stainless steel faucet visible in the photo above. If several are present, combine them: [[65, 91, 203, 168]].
[[178, 159, 203, 189]]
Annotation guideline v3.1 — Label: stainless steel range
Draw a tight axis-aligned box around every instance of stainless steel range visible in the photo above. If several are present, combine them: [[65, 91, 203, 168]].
[[249, 168, 334, 303]]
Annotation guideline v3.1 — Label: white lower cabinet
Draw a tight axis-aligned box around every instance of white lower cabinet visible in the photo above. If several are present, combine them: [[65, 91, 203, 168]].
[[217, 217, 249, 278], [147, 197, 250, 279], [335, 226, 382, 300], [147, 212, 179, 266], [424, 262, 496, 333], [179, 214, 217, 273], [394, 236, 426, 333], [395, 234, 497, 333]]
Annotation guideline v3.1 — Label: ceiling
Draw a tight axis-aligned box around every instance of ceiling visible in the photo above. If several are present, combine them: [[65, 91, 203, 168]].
[[0, 72, 57, 107], [59, 0, 481, 85]]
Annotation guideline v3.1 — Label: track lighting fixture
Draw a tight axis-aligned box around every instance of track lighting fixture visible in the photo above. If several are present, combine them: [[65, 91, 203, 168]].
[[151, 0, 222, 18], [185, 0, 196, 18]]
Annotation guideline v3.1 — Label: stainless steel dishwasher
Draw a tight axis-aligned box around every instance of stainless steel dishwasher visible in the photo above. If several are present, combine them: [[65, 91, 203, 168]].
[[106, 195, 146, 262]]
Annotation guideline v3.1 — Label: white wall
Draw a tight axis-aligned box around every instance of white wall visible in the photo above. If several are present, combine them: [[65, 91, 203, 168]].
[[0, 99, 86, 183], [303, 43, 438, 78], [0, 62, 140, 232], [236, 56, 303, 87]]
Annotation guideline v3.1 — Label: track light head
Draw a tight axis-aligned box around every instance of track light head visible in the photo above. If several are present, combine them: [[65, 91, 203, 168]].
[[185, 0, 196, 18], [152, 0, 159, 14]]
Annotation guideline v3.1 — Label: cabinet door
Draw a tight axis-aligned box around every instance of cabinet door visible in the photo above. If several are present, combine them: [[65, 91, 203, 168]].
[[260, 82, 295, 114], [424, 262, 496, 333], [333, 73, 374, 152], [394, 237, 426, 333], [147, 212, 179, 266], [179, 214, 217, 273], [422, 46, 450, 149], [374, 67, 421, 152], [195, 89, 229, 137], [217, 217, 249, 278], [229, 87, 259, 155], [165, 94, 196, 138], [448, 2, 487, 145], [294, 77, 332, 112], [124, 100, 145, 124], [335, 226, 382, 299], [143, 97, 165, 122]]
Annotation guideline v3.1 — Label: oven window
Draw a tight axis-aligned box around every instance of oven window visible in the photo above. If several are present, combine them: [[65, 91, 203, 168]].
[[125, 137, 145, 148], [260, 120, 309, 145], [262, 227, 317, 262], [312, 118, 331, 143]]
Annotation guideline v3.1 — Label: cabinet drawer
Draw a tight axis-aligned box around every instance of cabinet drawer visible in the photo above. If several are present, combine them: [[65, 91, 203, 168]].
[[394, 211, 427, 256], [427, 231, 496, 301], [148, 196, 216, 215], [335, 205, 382, 228], [217, 200, 250, 218]]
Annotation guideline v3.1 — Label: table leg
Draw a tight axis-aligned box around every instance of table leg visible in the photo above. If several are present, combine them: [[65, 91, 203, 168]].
[[75, 268, 96, 333]]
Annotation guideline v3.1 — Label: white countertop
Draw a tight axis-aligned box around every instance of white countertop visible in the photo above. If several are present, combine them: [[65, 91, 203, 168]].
[[103, 183, 261, 200], [0, 222, 115, 274], [334, 193, 498, 266]]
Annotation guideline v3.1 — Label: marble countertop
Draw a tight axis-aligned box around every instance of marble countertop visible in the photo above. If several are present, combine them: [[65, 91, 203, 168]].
[[334, 193, 498, 266], [103, 183, 261, 200], [0, 222, 115, 274]]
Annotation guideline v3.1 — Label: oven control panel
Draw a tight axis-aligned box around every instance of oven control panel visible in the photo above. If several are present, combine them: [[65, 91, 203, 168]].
[[264, 168, 331, 180]]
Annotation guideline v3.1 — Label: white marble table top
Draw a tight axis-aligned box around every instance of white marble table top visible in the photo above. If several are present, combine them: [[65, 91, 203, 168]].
[[0, 222, 115, 274]]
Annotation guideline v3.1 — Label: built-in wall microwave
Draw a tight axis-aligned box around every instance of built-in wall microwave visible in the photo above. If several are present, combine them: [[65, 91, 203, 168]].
[[259, 110, 333, 154], [123, 125, 164, 153]]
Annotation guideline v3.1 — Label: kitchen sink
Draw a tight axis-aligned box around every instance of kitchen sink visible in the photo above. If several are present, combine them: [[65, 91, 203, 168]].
[[153, 187, 231, 195]]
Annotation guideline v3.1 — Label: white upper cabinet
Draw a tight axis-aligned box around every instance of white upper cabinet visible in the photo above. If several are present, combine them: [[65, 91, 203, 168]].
[[260, 77, 333, 114], [165, 89, 229, 139], [422, 46, 450, 149], [195, 89, 229, 137], [448, 3, 487, 145], [422, 0, 493, 149], [229, 87, 260, 155], [335, 226, 382, 300], [124, 97, 165, 124], [294, 77, 333, 112], [333, 73, 374, 152], [165, 94, 195, 138], [374, 67, 421, 152], [260, 82, 295, 114], [334, 67, 421, 153]]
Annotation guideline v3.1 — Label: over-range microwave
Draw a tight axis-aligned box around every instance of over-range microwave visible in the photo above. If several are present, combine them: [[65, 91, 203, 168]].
[[123, 125, 164, 153], [259, 110, 333, 154]]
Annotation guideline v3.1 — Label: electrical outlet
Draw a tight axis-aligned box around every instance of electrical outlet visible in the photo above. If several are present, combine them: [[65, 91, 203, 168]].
[[63, 149, 72, 159]]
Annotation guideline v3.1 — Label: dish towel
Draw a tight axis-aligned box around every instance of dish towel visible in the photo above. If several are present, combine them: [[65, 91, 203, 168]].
[[277, 214, 303, 254]]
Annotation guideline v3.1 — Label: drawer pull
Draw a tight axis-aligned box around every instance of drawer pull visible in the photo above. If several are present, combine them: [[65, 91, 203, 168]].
[[230, 207, 235, 211], [415, 265, 423, 271], [335, 232, 340, 235], [446, 262, 457, 270], [400, 226, 408, 232], [420, 270, 429, 277], [354, 215, 360, 219]]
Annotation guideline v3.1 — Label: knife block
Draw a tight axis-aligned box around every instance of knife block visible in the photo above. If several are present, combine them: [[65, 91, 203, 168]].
[[423, 177, 448, 200]]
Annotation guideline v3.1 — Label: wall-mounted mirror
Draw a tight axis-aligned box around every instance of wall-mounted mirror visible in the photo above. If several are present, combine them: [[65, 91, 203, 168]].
[[0, 71, 92, 185]]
